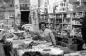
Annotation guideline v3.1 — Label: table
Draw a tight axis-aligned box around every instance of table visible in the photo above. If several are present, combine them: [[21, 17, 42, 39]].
[[6, 38, 64, 56], [6, 36, 75, 56], [16, 46, 64, 56]]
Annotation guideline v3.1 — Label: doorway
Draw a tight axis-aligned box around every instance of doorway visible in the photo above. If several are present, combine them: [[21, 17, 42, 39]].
[[21, 11, 30, 25]]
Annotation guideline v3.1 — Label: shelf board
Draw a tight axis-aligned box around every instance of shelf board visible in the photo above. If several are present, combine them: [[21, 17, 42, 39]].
[[73, 16, 83, 18], [55, 23, 62, 24], [53, 23, 82, 26], [56, 18, 62, 19], [61, 23, 82, 26], [72, 24, 82, 26], [47, 23, 54, 24], [61, 23, 71, 25], [20, 3, 30, 4], [20, 10, 30, 11], [72, 18, 81, 20], [55, 23, 71, 25]]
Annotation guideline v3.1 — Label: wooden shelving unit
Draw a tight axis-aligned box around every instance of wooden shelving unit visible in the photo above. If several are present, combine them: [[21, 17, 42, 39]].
[[38, 0, 85, 49], [39, 10, 84, 48], [39, 11, 84, 36]]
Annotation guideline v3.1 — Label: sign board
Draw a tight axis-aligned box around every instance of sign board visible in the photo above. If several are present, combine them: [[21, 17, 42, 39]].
[[5, 12, 9, 19]]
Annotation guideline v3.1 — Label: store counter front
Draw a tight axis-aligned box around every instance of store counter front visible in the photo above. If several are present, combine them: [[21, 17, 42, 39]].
[[5, 37, 64, 56], [17, 46, 64, 56]]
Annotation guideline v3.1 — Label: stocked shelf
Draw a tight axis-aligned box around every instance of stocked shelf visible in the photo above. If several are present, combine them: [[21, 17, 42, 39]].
[[39, 11, 84, 39]]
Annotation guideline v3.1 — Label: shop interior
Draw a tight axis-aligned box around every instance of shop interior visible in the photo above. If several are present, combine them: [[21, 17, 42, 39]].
[[0, 0, 86, 56]]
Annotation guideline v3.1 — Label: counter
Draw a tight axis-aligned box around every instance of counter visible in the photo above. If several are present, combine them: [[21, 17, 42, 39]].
[[6, 38, 64, 56]]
